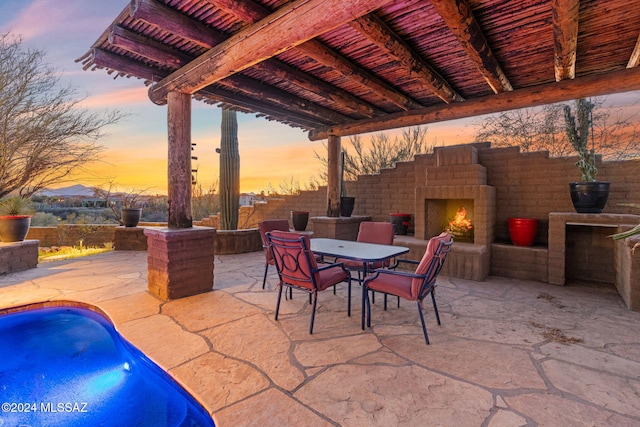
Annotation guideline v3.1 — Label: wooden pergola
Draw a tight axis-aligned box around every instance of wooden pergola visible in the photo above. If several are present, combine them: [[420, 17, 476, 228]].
[[79, 0, 640, 226]]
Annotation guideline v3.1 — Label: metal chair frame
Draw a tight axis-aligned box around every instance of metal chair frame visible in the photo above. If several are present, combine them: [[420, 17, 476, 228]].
[[266, 231, 352, 334], [362, 235, 453, 344]]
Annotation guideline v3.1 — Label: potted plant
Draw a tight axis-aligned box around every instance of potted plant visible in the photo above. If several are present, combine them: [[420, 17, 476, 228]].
[[0, 196, 36, 242], [94, 184, 144, 227], [291, 211, 309, 231], [340, 151, 355, 217], [564, 98, 610, 213]]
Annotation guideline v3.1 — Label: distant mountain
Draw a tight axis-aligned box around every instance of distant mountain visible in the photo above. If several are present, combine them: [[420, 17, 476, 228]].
[[38, 184, 96, 197]]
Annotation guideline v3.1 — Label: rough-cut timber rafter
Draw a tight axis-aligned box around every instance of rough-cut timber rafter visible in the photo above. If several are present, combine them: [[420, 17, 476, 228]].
[[109, 25, 191, 68], [429, 0, 512, 93], [309, 66, 640, 140], [205, 0, 422, 111], [350, 14, 464, 103], [552, 0, 580, 81], [147, 0, 395, 104], [131, 0, 223, 48]]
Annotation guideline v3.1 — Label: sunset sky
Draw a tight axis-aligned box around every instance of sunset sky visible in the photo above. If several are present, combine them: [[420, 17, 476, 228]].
[[1, 0, 638, 194]]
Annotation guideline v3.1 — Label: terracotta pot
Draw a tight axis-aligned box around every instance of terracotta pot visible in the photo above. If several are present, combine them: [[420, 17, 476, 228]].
[[508, 217, 538, 247], [0, 216, 31, 242], [291, 211, 309, 231]]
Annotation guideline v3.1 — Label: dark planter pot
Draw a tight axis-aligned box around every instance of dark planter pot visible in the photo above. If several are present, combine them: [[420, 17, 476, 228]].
[[121, 208, 142, 227], [291, 211, 309, 231], [569, 182, 610, 214], [508, 217, 539, 247], [340, 197, 355, 217], [0, 216, 31, 242], [389, 213, 411, 235]]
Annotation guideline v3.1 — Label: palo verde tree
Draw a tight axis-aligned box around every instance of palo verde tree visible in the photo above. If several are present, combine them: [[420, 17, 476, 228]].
[[473, 97, 640, 161], [0, 33, 124, 198], [219, 108, 240, 230]]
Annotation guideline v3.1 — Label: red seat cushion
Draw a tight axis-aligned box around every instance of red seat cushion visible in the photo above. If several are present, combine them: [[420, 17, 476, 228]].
[[366, 272, 414, 300]]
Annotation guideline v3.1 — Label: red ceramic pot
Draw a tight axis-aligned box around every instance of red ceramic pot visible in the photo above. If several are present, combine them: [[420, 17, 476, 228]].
[[508, 218, 538, 247]]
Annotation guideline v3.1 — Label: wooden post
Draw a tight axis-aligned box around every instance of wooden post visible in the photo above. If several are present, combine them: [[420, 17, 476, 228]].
[[167, 91, 193, 228], [327, 134, 341, 217]]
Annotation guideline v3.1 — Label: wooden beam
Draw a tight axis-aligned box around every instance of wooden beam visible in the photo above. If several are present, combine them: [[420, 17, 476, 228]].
[[131, 0, 224, 48], [206, 0, 422, 111], [109, 25, 191, 68], [203, 0, 266, 23], [429, 0, 512, 93], [167, 91, 193, 228], [298, 40, 423, 111], [219, 75, 354, 124], [198, 86, 331, 128], [85, 49, 329, 129], [627, 34, 640, 68], [551, 0, 580, 81], [350, 14, 463, 103], [86, 48, 169, 81], [308, 66, 640, 140], [326, 135, 341, 217], [251, 61, 383, 118]]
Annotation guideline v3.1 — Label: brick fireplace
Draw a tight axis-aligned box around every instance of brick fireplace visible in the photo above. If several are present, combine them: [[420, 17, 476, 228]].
[[414, 145, 496, 280]]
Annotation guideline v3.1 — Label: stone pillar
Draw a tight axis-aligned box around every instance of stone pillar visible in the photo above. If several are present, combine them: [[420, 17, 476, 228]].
[[144, 227, 216, 300]]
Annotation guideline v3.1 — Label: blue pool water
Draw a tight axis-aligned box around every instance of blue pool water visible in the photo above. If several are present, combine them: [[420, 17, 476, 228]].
[[0, 304, 215, 427]]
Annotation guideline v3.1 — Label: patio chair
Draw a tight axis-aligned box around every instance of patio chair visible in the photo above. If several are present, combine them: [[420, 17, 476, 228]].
[[335, 221, 397, 306], [362, 232, 453, 345], [336, 221, 396, 278], [258, 219, 291, 289], [266, 230, 352, 334]]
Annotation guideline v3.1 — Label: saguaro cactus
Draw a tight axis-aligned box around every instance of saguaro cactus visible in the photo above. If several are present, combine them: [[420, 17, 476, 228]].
[[219, 108, 240, 230]]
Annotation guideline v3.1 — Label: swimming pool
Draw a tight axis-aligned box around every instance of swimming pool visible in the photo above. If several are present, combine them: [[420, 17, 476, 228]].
[[0, 302, 215, 426]]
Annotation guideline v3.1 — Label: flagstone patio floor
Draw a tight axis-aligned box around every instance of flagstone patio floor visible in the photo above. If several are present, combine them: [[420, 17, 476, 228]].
[[1, 250, 640, 426]]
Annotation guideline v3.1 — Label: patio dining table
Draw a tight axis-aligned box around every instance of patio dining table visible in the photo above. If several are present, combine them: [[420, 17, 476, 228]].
[[310, 238, 409, 323], [310, 238, 409, 273]]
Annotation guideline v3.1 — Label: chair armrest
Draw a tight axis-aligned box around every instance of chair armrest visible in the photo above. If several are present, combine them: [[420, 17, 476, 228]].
[[315, 261, 346, 272], [397, 259, 419, 266], [365, 268, 426, 282]]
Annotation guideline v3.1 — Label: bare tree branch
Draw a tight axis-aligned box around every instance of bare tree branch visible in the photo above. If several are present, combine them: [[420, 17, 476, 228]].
[[0, 33, 126, 197]]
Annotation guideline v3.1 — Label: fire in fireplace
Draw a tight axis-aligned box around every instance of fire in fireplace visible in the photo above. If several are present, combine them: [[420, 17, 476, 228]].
[[445, 205, 474, 242]]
